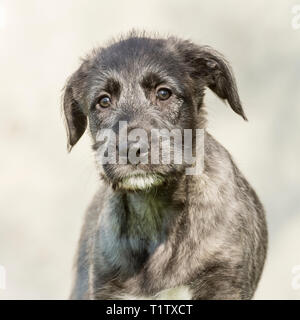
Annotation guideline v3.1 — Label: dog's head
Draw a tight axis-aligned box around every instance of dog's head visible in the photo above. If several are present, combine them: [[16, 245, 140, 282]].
[[63, 32, 246, 190]]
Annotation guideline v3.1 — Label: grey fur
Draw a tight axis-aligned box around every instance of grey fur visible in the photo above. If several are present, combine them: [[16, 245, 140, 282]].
[[63, 31, 267, 300]]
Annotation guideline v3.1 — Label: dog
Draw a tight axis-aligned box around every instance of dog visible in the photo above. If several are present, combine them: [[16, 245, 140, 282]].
[[63, 32, 267, 300]]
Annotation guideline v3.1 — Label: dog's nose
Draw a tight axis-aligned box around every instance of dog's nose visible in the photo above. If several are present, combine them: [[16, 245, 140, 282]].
[[118, 139, 148, 159]]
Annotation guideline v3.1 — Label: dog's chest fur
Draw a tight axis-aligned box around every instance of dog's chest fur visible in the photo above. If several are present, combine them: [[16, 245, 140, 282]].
[[93, 187, 196, 298], [125, 193, 168, 242], [116, 286, 192, 300], [98, 190, 182, 269]]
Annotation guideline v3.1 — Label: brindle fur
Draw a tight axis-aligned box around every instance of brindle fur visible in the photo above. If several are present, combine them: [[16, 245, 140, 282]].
[[63, 31, 267, 300]]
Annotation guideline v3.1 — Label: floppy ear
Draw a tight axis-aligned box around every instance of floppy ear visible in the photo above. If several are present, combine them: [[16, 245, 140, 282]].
[[62, 73, 87, 152], [178, 42, 247, 120]]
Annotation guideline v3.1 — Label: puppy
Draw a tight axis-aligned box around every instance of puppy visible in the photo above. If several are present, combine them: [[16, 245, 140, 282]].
[[63, 32, 267, 300]]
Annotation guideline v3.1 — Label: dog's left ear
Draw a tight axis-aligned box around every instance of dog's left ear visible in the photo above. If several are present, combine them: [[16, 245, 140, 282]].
[[177, 42, 247, 120], [62, 70, 88, 152]]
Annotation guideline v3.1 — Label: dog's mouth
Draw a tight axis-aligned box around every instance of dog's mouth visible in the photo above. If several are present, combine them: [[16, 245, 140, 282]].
[[115, 171, 165, 191], [100, 158, 185, 191]]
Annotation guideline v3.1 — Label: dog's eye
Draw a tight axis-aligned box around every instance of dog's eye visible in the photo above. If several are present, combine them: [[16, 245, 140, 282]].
[[97, 96, 111, 109], [156, 88, 172, 101]]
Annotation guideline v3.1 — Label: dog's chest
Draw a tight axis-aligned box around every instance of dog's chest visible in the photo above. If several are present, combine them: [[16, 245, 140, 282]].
[[124, 193, 177, 242], [97, 191, 190, 297], [117, 286, 193, 300]]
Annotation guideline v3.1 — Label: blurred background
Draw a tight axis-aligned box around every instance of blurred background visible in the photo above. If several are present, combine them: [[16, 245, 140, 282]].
[[0, 0, 299, 299]]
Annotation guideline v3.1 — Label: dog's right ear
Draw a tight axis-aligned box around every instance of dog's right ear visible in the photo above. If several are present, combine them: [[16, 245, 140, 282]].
[[62, 71, 87, 152]]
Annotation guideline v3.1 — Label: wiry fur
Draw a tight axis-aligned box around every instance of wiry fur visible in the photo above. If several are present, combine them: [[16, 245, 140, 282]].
[[63, 31, 267, 300]]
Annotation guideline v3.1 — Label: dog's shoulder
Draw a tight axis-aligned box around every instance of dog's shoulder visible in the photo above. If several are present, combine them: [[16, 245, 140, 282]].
[[70, 183, 109, 299]]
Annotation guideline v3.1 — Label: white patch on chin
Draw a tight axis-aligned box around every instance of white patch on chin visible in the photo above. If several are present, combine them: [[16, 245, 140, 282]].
[[118, 174, 164, 190]]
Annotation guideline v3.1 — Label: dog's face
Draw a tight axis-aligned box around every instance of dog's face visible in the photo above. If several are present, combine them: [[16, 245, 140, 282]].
[[63, 33, 246, 190]]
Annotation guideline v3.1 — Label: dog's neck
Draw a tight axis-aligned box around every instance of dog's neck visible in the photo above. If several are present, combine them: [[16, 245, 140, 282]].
[[112, 176, 186, 248], [96, 178, 186, 274], [124, 191, 166, 239], [122, 189, 177, 240]]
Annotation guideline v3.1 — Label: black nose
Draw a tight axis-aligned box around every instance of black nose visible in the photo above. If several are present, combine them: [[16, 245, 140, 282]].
[[118, 139, 148, 159]]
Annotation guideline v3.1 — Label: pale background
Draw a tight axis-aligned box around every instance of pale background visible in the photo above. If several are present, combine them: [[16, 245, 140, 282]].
[[0, 0, 299, 299]]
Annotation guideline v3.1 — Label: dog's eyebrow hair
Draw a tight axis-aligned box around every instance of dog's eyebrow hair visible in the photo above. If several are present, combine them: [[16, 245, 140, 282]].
[[102, 78, 121, 97], [140, 72, 184, 95]]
